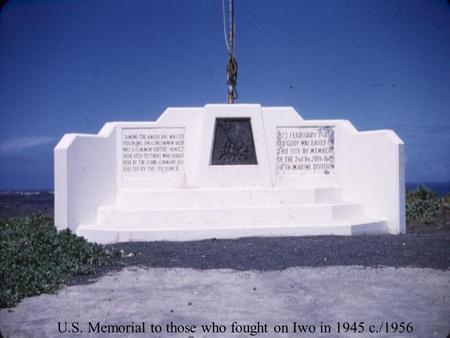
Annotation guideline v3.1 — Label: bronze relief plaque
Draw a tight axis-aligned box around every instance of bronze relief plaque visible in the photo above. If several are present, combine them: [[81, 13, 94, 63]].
[[211, 118, 257, 165]]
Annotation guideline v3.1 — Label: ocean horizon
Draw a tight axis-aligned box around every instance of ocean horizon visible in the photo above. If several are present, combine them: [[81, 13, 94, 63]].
[[1, 181, 449, 196], [406, 182, 450, 196]]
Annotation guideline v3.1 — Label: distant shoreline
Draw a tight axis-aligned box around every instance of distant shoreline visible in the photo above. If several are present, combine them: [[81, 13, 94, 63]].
[[1, 182, 449, 196], [406, 182, 450, 196]]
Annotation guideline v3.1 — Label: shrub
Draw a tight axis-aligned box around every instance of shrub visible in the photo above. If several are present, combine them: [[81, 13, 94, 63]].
[[406, 186, 442, 224], [0, 214, 120, 308], [441, 193, 450, 210]]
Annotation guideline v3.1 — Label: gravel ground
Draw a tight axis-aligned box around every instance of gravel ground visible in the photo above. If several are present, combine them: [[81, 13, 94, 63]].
[[2, 231, 449, 338], [105, 231, 450, 270], [66, 231, 450, 286]]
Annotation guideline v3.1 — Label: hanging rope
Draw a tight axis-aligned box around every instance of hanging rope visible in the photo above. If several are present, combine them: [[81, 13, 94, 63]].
[[227, 55, 238, 103], [222, 0, 238, 103]]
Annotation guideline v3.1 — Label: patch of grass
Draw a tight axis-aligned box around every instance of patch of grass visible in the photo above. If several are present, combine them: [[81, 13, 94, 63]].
[[406, 186, 443, 224], [0, 214, 121, 308]]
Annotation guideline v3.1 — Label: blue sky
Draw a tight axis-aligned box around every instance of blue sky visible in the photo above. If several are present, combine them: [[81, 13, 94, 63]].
[[0, 0, 449, 189]]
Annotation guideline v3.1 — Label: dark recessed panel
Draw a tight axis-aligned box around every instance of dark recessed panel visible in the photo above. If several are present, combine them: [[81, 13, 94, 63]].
[[211, 118, 258, 165]]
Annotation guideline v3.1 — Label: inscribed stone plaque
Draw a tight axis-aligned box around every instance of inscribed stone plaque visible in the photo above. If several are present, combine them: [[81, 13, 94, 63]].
[[211, 118, 257, 165], [122, 127, 184, 176], [276, 126, 335, 175]]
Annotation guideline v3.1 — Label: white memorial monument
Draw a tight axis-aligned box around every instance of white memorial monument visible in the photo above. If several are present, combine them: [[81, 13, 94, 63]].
[[54, 104, 405, 244]]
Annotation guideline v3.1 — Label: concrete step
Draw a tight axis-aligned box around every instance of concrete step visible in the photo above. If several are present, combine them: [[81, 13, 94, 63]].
[[77, 218, 387, 244], [97, 203, 364, 228], [116, 186, 342, 209]]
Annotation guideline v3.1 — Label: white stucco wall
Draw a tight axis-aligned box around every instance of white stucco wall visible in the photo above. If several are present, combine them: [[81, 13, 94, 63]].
[[54, 124, 118, 232]]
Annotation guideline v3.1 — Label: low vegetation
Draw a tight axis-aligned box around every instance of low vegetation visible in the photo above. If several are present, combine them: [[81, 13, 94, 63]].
[[406, 186, 448, 225], [0, 214, 121, 308]]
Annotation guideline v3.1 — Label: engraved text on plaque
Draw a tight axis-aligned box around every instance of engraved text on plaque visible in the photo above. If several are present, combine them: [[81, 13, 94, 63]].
[[276, 126, 335, 175], [122, 127, 185, 176]]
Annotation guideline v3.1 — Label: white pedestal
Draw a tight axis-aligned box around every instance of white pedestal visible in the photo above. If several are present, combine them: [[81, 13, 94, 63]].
[[55, 104, 405, 244]]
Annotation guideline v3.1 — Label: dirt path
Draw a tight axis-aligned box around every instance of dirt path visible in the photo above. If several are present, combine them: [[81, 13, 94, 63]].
[[1, 266, 449, 338]]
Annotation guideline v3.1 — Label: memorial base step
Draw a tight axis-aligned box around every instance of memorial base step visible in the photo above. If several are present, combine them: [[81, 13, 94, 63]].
[[76, 185, 389, 243], [77, 184, 387, 244], [96, 202, 365, 228], [116, 186, 343, 209], [76, 218, 387, 244]]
